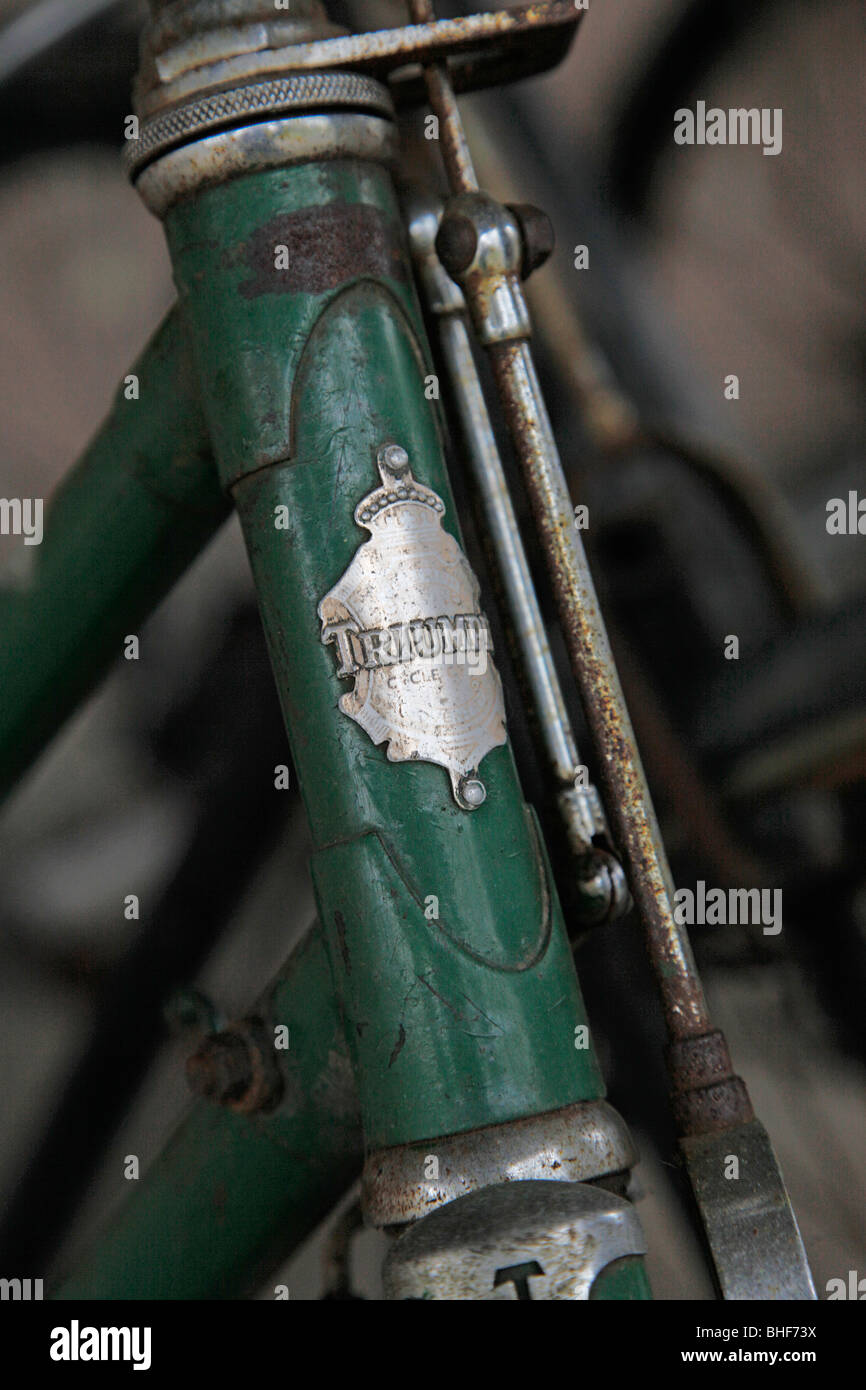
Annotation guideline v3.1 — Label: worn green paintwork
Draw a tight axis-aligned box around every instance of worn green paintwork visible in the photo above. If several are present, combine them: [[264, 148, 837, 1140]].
[[165, 161, 416, 490], [0, 307, 229, 805], [165, 161, 607, 1150], [310, 821, 598, 1146], [52, 923, 362, 1300]]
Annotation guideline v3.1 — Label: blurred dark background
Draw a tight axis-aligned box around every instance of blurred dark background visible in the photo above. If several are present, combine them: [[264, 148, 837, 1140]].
[[0, 0, 864, 1298]]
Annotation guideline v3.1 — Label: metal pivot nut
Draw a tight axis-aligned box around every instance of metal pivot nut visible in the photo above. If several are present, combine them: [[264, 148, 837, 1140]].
[[574, 849, 632, 927], [435, 192, 531, 345], [506, 203, 555, 280]]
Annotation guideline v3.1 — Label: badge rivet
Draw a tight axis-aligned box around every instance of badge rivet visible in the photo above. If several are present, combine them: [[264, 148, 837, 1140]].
[[458, 776, 487, 810], [380, 443, 410, 474]]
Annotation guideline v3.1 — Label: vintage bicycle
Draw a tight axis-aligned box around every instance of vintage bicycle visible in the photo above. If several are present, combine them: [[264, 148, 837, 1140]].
[[0, 0, 819, 1300]]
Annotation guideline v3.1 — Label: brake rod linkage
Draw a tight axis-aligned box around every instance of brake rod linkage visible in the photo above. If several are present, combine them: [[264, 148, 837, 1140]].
[[407, 0, 815, 1301], [406, 188, 629, 927]]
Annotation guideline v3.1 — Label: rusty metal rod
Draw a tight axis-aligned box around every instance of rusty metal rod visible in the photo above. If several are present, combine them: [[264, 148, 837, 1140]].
[[486, 339, 713, 1040], [408, 0, 714, 1046], [408, 0, 479, 192]]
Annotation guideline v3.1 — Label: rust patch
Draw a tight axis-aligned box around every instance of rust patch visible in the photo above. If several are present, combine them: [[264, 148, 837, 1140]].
[[234, 204, 408, 299], [667, 1030, 754, 1136], [671, 1079, 754, 1137]]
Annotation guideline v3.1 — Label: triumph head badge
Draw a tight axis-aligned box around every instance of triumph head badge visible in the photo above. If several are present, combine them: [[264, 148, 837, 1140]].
[[318, 444, 507, 809]]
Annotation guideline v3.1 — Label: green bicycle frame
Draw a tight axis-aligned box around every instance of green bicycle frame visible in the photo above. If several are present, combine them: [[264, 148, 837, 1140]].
[[2, 4, 652, 1302], [0, 308, 228, 802]]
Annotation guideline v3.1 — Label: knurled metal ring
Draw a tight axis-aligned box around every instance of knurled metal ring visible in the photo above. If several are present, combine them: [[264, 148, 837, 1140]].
[[123, 72, 394, 178]]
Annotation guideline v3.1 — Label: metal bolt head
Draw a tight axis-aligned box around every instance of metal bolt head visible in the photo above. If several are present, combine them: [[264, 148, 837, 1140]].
[[186, 1030, 252, 1106], [186, 1018, 284, 1114], [435, 213, 479, 277]]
